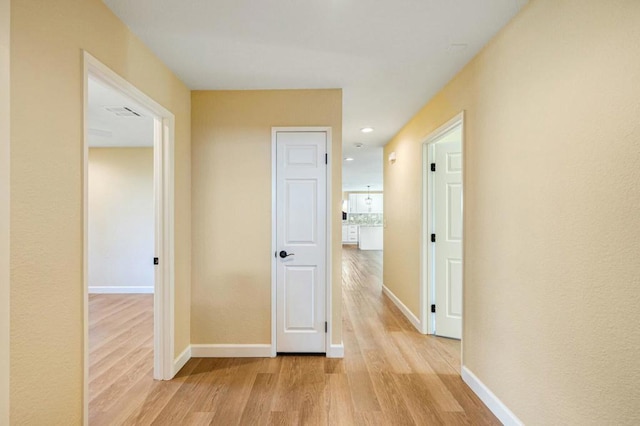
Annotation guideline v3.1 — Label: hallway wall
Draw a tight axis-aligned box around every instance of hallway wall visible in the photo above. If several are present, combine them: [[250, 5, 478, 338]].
[[88, 148, 154, 293], [191, 90, 342, 347], [9, 0, 191, 423], [383, 0, 640, 424], [0, 0, 9, 422]]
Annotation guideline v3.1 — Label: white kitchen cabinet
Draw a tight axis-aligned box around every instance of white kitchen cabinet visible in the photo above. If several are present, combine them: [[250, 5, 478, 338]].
[[348, 225, 359, 243], [349, 193, 383, 213], [342, 224, 359, 244], [348, 194, 358, 213], [369, 194, 383, 213], [356, 194, 370, 212]]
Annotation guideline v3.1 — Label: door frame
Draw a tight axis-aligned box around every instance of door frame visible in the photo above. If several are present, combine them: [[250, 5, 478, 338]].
[[420, 112, 465, 335], [271, 127, 333, 356], [82, 51, 176, 416]]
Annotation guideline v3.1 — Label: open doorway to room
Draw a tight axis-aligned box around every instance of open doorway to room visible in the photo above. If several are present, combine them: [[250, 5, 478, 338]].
[[83, 53, 176, 422], [422, 112, 464, 339], [86, 74, 156, 419], [341, 146, 384, 251]]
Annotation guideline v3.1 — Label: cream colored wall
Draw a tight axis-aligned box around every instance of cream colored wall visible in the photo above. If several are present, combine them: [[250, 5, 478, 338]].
[[10, 0, 191, 423], [191, 90, 342, 346], [384, 0, 640, 424], [88, 148, 154, 291], [0, 0, 9, 422]]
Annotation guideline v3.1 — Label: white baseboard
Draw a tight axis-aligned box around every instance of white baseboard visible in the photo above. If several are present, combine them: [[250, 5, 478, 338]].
[[89, 286, 154, 294], [382, 284, 422, 332], [191, 344, 273, 358], [461, 366, 523, 426], [171, 342, 343, 363], [172, 345, 191, 377], [327, 343, 344, 358]]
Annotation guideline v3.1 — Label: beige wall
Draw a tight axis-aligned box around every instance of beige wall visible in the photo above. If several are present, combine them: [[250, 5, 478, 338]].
[[383, 0, 640, 424], [10, 0, 191, 423], [88, 148, 154, 291], [191, 90, 342, 346], [0, 0, 9, 422]]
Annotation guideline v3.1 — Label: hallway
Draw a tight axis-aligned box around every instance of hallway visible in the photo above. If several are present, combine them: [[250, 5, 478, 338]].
[[339, 246, 498, 425], [88, 246, 498, 425]]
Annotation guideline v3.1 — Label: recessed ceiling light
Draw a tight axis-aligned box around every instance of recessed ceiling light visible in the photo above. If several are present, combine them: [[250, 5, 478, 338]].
[[360, 127, 374, 133], [344, 157, 354, 162]]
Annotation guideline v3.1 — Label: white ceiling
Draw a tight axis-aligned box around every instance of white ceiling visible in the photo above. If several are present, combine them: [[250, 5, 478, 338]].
[[343, 147, 383, 192], [87, 77, 154, 147], [102, 0, 527, 189]]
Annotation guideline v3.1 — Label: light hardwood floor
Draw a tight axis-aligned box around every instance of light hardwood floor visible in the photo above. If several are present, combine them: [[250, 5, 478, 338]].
[[89, 246, 499, 425]]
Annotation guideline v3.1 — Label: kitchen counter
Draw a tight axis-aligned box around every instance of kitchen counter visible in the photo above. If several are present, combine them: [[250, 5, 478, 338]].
[[358, 225, 383, 250]]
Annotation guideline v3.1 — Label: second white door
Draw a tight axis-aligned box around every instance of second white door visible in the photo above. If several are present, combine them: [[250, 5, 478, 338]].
[[431, 127, 463, 339], [275, 130, 327, 353]]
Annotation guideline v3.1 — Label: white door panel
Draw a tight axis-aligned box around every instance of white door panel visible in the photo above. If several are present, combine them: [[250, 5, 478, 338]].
[[285, 180, 318, 244], [276, 131, 327, 353], [447, 183, 462, 241], [447, 259, 463, 317], [433, 130, 462, 339], [284, 266, 317, 330]]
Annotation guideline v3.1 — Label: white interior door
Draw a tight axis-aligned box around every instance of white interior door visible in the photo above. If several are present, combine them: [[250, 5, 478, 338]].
[[276, 130, 327, 353], [432, 129, 463, 339]]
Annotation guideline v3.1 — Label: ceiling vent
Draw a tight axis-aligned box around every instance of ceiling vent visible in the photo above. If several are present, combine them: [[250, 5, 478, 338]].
[[104, 106, 143, 117], [88, 128, 113, 138]]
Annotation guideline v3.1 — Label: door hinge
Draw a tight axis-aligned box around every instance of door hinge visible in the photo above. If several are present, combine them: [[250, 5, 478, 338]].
[[431, 233, 436, 243], [430, 163, 436, 172], [153, 257, 159, 265], [325, 321, 328, 333], [431, 304, 436, 313], [325, 153, 328, 165]]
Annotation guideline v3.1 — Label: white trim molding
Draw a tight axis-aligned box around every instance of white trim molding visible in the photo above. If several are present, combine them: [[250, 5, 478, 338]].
[[382, 284, 422, 332], [83, 51, 177, 426], [83, 50, 176, 382], [420, 111, 465, 336], [327, 343, 344, 358], [89, 286, 154, 294], [191, 344, 273, 358], [461, 366, 523, 426], [173, 345, 192, 376]]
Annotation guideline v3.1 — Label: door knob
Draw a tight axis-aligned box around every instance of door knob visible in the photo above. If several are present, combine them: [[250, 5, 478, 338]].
[[279, 250, 295, 258]]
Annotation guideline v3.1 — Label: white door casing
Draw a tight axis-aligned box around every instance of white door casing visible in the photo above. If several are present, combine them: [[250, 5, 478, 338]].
[[421, 112, 464, 339], [274, 130, 327, 353], [433, 136, 463, 339], [83, 51, 176, 426]]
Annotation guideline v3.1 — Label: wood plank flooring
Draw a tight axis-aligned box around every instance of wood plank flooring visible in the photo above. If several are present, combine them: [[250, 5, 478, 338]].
[[89, 246, 499, 425]]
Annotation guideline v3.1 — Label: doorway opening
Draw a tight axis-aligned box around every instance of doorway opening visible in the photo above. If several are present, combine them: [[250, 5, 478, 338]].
[[83, 52, 176, 421], [341, 146, 384, 251], [421, 112, 464, 339]]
